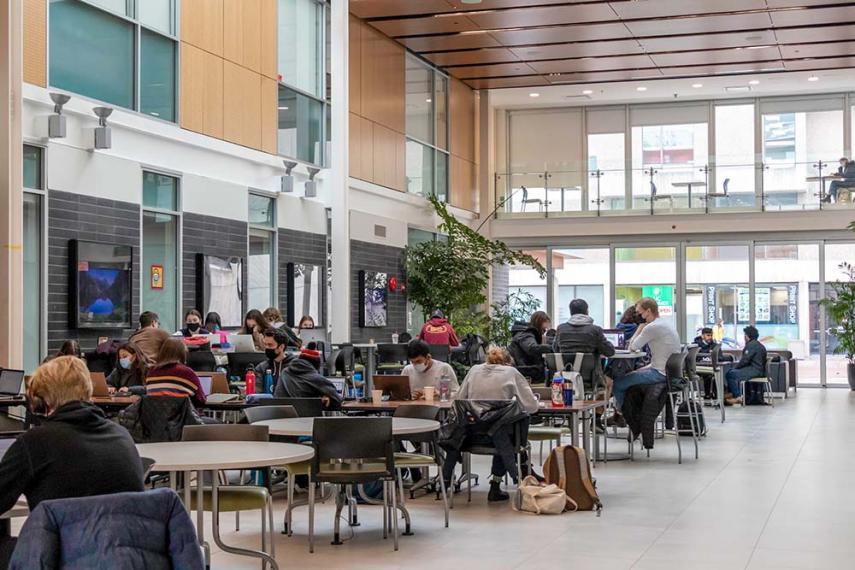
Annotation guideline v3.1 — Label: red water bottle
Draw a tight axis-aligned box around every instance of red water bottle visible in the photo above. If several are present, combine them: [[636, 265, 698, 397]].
[[245, 368, 256, 395]]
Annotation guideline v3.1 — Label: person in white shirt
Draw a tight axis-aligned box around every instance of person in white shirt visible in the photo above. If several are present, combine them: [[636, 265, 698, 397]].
[[402, 339, 458, 399], [612, 297, 681, 412]]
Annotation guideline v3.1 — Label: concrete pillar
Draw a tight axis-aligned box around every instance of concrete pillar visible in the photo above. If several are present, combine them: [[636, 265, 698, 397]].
[[329, 0, 350, 343], [0, 0, 23, 368]]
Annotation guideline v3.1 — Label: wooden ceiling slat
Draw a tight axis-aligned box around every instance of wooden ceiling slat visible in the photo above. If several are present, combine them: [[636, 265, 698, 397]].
[[509, 39, 645, 61], [370, 15, 481, 37], [451, 62, 542, 79], [425, 47, 522, 67], [783, 56, 855, 70], [489, 22, 633, 46], [528, 54, 657, 74], [638, 30, 779, 52], [398, 33, 502, 52], [624, 12, 775, 37], [779, 41, 855, 59], [463, 75, 550, 89], [650, 46, 783, 67], [775, 24, 855, 43], [769, 5, 855, 26], [349, 0, 455, 19], [609, 0, 768, 20], [466, 4, 619, 29]]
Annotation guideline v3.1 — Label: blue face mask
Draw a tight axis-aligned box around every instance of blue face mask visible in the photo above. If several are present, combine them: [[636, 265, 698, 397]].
[[119, 357, 132, 370]]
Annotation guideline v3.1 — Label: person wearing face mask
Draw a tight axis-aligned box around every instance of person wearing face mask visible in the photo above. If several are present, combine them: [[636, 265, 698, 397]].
[[401, 339, 459, 399], [106, 343, 147, 394], [254, 328, 295, 386], [178, 309, 210, 337], [508, 311, 554, 383]]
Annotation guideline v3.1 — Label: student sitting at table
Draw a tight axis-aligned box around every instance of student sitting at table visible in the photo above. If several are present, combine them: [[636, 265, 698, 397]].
[[145, 339, 206, 407], [256, 327, 295, 386], [0, 357, 144, 566], [177, 309, 210, 337], [725, 325, 768, 406], [508, 311, 554, 383], [263, 306, 286, 330], [106, 342, 147, 394], [402, 339, 459, 399], [693, 327, 718, 400], [129, 311, 171, 367], [204, 311, 222, 332], [267, 334, 341, 410]]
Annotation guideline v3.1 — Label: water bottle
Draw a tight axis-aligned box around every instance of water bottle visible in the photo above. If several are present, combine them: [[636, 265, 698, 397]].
[[551, 373, 564, 407], [391, 332, 399, 344], [264, 369, 274, 394], [439, 374, 451, 402], [245, 368, 256, 395], [353, 371, 364, 399], [563, 383, 574, 407]]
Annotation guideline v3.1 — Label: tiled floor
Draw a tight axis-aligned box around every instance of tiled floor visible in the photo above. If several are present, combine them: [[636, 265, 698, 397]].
[[203, 388, 854, 569]]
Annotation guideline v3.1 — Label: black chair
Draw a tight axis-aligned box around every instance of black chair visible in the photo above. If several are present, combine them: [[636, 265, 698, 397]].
[[187, 349, 217, 372], [662, 351, 699, 464], [427, 344, 450, 363], [308, 417, 398, 551], [253, 397, 324, 418], [376, 343, 409, 374], [244, 405, 298, 424], [140, 456, 156, 479], [226, 352, 268, 380], [327, 344, 355, 376], [391, 405, 448, 521]]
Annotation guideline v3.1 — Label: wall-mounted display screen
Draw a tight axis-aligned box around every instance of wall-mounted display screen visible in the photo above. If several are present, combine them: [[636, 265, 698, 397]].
[[69, 240, 133, 329]]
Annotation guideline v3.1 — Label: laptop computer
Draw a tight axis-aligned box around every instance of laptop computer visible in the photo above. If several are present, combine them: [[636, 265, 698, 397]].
[[228, 334, 258, 353], [90, 372, 110, 397], [372, 375, 412, 401], [198, 372, 239, 403], [602, 329, 626, 349], [0, 369, 24, 397]]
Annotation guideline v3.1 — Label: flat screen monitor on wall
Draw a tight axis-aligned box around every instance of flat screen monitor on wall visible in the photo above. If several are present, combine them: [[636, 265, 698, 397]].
[[68, 240, 133, 329], [196, 254, 243, 329]]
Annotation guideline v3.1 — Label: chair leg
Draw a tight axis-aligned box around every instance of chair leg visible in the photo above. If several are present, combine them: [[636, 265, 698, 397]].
[[390, 479, 399, 551], [308, 479, 315, 554], [235, 510, 240, 532], [740, 381, 746, 407], [267, 493, 275, 560], [465, 453, 472, 503], [261, 506, 267, 570], [397, 468, 407, 508], [767, 381, 774, 407], [333, 486, 344, 545], [285, 471, 294, 536], [684, 387, 699, 460], [437, 469, 450, 528], [668, 392, 682, 464]]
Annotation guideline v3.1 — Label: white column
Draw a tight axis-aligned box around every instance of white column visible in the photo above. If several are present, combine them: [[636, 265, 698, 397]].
[[329, 0, 350, 343], [0, 0, 23, 368]]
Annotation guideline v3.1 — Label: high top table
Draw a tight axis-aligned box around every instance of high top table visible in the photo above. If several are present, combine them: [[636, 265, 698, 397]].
[[137, 441, 314, 570]]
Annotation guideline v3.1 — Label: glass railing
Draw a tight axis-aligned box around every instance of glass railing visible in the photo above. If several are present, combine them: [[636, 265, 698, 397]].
[[494, 160, 855, 219]]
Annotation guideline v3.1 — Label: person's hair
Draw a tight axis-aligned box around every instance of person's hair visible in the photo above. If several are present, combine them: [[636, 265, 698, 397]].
[[529, 311, 551, 331], [263, 327, 292, 348], [184, 309, 202, 322], [262, 307, 282, 324], [56, 339, 81, 358], [116, 342, 147, 376], [406, 339, 431, 360], [636, 297, 660, 317], [743, 325, 759, 341], [29, 356, 93, 411], [241, 309, 270, 334], [139, 311, 159, 328], [431, 309, 445, 319], [840, 157, 849, 162], [486, 346, 513, 366], [701, 327, 713, 335], [298, 315, 315, 329], [619, 306, 638, 325], [204, 312, 222, 330], [569, 299, 589, 316], [155, 338, 188, 366]]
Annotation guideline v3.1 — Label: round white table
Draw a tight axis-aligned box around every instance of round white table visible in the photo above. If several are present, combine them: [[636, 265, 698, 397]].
[[609, 350, 646, 359], [255, 417, 439, 437], [137, 441, 314, 570]]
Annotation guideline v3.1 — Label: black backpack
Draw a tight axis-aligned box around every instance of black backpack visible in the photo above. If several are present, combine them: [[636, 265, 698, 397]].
[[676, 401, 706, 436]]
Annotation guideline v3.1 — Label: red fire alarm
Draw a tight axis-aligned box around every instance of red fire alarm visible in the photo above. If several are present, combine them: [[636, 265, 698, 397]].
[[389, 276, 398, 292]]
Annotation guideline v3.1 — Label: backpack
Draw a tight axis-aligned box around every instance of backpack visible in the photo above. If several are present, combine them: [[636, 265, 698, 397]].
[[676, 401, 707, 436], [553, 353, 586, 397], [542, 445, 602, 514], [514, 476, 575, 515]]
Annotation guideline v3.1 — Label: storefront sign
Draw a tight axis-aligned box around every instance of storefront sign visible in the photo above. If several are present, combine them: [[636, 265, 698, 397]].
[[706, 285, 717, 324], [788, 284, 798, 324], [642, 285, 673, 316]]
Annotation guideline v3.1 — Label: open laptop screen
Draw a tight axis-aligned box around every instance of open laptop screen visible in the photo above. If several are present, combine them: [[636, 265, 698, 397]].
[[198, 375, 213, 397], [0, 369, 24, 396]]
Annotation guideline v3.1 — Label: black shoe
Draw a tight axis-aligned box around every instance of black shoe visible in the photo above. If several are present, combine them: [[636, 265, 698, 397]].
[[488, 481, 509, 502], [606, 414, 627, 428], [530, 470, 545, 483]]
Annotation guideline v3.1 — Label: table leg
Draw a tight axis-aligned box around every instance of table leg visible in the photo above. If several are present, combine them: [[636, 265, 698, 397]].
[[364, 347, 376, 395], [210, 469, 279, 569], [717, 369, 726, 423], [581, 411, 591, 456], [570, 411, 579, 447]]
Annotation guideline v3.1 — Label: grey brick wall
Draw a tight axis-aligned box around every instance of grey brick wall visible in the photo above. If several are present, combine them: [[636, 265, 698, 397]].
[[47, 190, 140, 353], [182, 213, 248, 322], [278, 228, 327, 327], [350, 240, 407, 343]]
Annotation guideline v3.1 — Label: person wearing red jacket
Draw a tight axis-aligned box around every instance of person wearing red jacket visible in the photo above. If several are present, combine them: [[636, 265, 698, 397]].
[[418, 310, 460, 347]]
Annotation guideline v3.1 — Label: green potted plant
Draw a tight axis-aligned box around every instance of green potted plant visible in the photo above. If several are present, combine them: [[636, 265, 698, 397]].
[[820, 261, 855, 390]]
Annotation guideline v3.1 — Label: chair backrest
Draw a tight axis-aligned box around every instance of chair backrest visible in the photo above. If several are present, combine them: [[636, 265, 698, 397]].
[[428, 344, 450, 362], [244, 405, 298, 424], [328, 344, 355, 376], [312, 417, 393, 471], [543, 353, 598, 383], [140, 457, 156, 478], [664, 351, 687, 388], [710, 343, 721, 367], [255, 397, 324, 417], [392, 404, 439, 420], [376, 343, 408, 365], [521, 186, 529, 201], [182, 423, 269, 442], [186, 350, 217, 372], [226, 352, 268, 379], [650, 180, 657, 195], [722, 177, 730, 194], [685, 346, 700, 377]]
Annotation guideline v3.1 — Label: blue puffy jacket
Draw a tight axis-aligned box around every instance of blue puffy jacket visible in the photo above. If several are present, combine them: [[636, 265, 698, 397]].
[[10, 488, 204, 570]]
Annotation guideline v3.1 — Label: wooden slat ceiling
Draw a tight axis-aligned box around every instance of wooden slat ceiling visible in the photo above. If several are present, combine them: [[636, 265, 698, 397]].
[[350, 0, 855, 89]]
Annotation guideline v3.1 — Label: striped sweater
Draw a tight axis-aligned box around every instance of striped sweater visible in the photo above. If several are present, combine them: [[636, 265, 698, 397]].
[[145, 363, 206, 407]]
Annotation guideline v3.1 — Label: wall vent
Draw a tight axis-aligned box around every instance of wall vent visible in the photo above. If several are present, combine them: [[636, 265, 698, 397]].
[[374, 224, 387, 238]]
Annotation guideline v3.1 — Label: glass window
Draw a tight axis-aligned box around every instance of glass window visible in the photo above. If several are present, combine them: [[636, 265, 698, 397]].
[[552, 248, 610, 326], [140, 29, 175, 121], [143, 171, 178, 210], [23, 193, 42, 373], [278, 85, 324, 165], [142, 211, 178, 332], [88, 0, 132, 17], [278, 0, 322, 98], [139, 0, 174, 35], [685, 245, 750, 346], [406, 55, 433, 144], [587, 133, 625, 211], [823, 243, 855, 386], [435, 151, 448, 203], [509, 249, 547, 312], [49, 0, 135, 109], [406, 141, 434, 198], [434, 74, 448, 150], [249, 230, 275, 310], [23, 145, 42, 190], [249, 194, 276, 227], [615, 247, 677, 329], [714, 104, 756, 208]]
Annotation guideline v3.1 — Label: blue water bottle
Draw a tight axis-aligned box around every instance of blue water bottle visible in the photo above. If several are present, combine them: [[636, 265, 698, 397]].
[[563, 382, 574, 407], [264, 369, 274, 394], [353, 371, 364, 398]]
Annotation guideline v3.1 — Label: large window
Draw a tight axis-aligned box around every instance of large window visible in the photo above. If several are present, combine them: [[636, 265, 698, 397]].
[[552, 249, 609, 326], [685, 245, 750, 347], [142, 172, 179, 332], [714, 103, 756, 209], [615, 247, 677, 329], [49, 0, 176, 121], [248, 194, 277, 310], [23, 146, 44, 372], [405, 55, 449, 201], [277, 0, 329, 166]]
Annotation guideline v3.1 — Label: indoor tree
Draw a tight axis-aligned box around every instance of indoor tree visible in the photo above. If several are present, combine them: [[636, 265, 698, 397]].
[[820, 259, 855, 390]]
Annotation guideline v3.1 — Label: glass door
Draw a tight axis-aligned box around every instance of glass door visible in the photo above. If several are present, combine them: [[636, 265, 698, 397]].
[[685, 245, 750, 347], [614, 246, 677, 329], [823, 243, 855, 386]]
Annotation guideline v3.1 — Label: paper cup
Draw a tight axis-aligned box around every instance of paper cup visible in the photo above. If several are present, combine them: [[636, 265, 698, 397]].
[[372, 389, 383, 405], [423, 386, 435, 401]]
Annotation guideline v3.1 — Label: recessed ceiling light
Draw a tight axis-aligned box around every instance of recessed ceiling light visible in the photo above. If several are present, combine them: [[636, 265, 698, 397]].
[[582, 89, 593, 95], [529, 92, 540, 98], [425, 98, 432, 103], [278, 106, 289, 110], [692, 83, 703, 88], [808, 75, 819, 82], [748, 79, 760, 85], [460, 0, 483, 3], [636, 86, 647, 92]]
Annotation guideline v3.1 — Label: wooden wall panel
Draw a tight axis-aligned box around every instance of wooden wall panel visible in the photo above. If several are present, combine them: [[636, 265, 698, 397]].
[[261, 77, 278, 154], [450, 78, 476, 163], [349, 16, 362, 116], [180, 43, 224, 139], [360, 24, 405, 134], [361, 116, 376, 183], [181, 0, 223, 56], [451, 156, 478, 212], [223, 61, 261, 149], [241, 0, 262, 73], [349, 113, 362, 179], [261, 0, 278, 79], [372, 124, 404, 190], [23, 0, 46, 87], [395, 134, 407, 193], [223, 0, 244, 68]]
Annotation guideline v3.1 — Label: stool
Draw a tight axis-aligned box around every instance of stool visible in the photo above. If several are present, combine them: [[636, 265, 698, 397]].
[[740, 377, 774, 407]]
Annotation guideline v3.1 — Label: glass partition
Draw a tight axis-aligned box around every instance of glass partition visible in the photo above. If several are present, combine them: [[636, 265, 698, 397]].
[[587, 133, 626, 213], [714, 103, 756, 210], [508, 249, 547, 312], [615, 247, 677, 329], [823, 243, 855, 386], [685, 245, 750, 347], [552, 249, 610, 326]]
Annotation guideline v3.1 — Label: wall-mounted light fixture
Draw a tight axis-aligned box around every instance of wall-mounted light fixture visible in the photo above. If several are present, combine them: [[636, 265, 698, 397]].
[[92, 107, 113, 149], [281, 160, 298, 193], [48, 93, 70, 138], [304, 167, 321, 198]]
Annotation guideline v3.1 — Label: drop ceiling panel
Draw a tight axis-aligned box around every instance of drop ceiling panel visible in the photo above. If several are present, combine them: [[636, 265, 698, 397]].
[[657, 62, 787, 76], [465, 76, 550, 90], [349, 0, 454, 19], [774, 24, 855, 44], [780, 42, 855, 59], [510, 40, 645, 61], [546, 68, 665, 84], [425, 48, 521, 67], [490, 22, 634, 46], [529, 54, 658, 74], [638, 30, 779, 52], [451, 62, 541, 79], [624, 12, 774, 37], [466, 4, 619, 29], [447, 0, 590, 8], [770, 5, 855, 27], [783, 56, 855, 70], [370, 15, 481, 37], [609, 0, 767, 19], [651, 46, 783, 67]]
